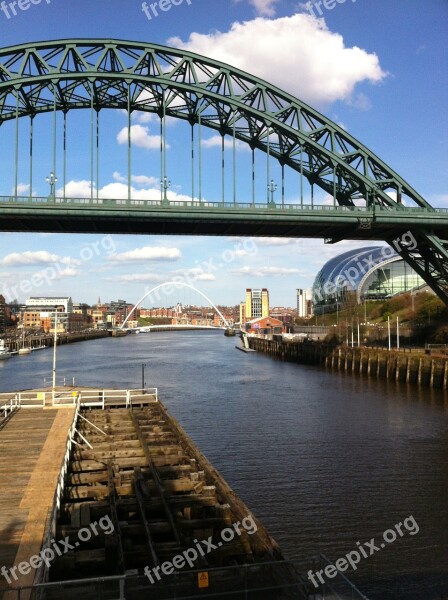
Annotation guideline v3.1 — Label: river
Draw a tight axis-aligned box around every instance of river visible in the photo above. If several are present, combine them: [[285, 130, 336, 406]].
[[0, 331, 447, 599]]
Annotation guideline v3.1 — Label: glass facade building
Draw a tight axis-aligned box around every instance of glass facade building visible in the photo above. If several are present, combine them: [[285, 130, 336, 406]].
[[312, 246, 425, 314]]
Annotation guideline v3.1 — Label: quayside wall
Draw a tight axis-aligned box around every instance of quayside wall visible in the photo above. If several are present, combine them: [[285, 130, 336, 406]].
[[5, 330, 109, 352], [248, 338, 448, 390]]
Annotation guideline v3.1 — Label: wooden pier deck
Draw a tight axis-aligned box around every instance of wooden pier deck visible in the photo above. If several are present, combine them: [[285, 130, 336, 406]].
[[0, 390, 309, 599], [0, 407, 75, 598]]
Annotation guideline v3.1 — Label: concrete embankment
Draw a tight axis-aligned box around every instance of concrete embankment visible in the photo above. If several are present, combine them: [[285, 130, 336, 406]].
[[248, 338, 448, 390]]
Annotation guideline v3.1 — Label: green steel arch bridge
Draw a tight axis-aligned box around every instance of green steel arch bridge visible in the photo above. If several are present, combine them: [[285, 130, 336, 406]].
[[0, 39, 447, 304]]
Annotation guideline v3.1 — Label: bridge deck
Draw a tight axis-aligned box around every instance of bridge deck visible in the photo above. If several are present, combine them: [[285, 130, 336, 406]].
[[0, 407, 75, 598], [0, 198, 447, 238]]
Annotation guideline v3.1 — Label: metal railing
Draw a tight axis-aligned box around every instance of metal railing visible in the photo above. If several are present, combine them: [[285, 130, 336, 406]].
[[43, 376, 76, 387], [0, 390, 46, 408], [0, 396, 20, 427], [0, 194, 446, 214], [6, 555, 370, 600], [51, 388, 158, 408], [0, 388, 159, 411]]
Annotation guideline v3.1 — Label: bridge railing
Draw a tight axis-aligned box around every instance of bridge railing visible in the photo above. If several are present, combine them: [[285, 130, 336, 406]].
[[0, 194, 446, 213]]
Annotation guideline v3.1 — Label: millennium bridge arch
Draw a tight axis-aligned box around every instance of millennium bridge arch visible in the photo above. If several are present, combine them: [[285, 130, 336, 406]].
[[121, 282, 230, 329], [0, 39, 446, 304]]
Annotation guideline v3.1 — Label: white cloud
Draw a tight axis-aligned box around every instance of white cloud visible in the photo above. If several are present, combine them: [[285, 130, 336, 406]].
[[193, 272, 216, 281], [235, 0, 280, 17], [348, 92, 372, 111], [61, 180, 93, 198], [231, 249, 252, 257], [16, 183, 30, 194], [232, 265, 302, 276], [58, 179, 196, 204], [134, 111, 155, 124], [255, 237, 297, 246], [113, 171, 126, 183], [133, 110, 177, 128], [173, 268, 216, 282], [169, 14, 387, 106], [201, 135, 248, 151], [0, 251, 80, 267], [132, 174, 159, 187], [50, 267, 81, 279], [117, 124, 163, 150], [109, 246, 182, 263], [108, 273, 165, 283]]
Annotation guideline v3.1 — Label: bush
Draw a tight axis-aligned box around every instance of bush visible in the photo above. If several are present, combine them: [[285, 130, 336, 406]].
[[431, 325, 448, 344], [324, 333, 341, 348]]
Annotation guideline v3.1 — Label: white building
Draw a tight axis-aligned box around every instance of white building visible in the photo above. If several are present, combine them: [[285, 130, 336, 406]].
[[296, 289, 313, 318], [26, 296, 73, 313]]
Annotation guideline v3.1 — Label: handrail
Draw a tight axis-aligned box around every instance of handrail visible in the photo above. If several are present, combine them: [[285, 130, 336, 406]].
[[0, 194, 446, 214], [0, 391, 45, 408], [0, 395, 19, 426], [11, 555, 370, 599], [50, 388, 159, 407], [0, 388, 159, 410]]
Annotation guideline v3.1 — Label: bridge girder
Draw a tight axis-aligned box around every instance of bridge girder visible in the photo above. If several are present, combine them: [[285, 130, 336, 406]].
[[0, 39, 446, 304]]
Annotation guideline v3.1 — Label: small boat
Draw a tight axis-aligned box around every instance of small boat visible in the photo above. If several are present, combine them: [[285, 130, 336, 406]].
[[18, 328, 32, 355], [18, 347, 32, 355], [0, 339, 12, 360]]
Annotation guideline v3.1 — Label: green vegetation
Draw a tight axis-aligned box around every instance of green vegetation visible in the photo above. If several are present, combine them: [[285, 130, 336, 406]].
[[298, 292, 448, 346], [137, 317, 172, 326]]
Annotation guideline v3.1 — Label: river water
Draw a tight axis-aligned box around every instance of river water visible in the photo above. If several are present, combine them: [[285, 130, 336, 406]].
[[0, 331, 447, 599]]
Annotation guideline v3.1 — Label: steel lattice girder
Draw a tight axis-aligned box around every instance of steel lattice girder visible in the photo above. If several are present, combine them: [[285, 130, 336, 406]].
[[0, 39, 446, 304], [391, 232, 448, 305]]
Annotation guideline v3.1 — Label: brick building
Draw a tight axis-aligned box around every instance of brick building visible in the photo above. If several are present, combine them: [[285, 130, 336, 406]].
[[245, 316, 284, 336]]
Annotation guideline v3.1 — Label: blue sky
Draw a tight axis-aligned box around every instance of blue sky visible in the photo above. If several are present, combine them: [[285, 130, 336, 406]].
[[0, 0, 447, 308]]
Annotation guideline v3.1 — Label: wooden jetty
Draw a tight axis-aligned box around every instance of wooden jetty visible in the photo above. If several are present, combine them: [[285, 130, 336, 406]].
[[0, 388, 308, 600]]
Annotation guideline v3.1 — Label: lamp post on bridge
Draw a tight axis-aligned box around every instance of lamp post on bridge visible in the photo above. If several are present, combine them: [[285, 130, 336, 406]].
[[267, 179, 277, 207], [46, 172, 58, 201], [161, 175, 171, 207]]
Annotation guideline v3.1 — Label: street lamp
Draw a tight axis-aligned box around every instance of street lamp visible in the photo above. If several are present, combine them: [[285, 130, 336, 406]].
[[161, 175, 171, 205], [267, 179, 277, 205], [46, 172, 58, 199]]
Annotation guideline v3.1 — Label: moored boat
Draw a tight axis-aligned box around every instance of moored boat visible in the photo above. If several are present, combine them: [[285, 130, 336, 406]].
[[0, 339, 12, 360]]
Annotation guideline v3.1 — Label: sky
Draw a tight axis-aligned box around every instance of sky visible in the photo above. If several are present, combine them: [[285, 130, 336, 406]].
[[0, 0, 447, 308]]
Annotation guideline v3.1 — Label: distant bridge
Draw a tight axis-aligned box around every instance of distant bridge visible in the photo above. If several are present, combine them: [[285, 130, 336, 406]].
[[0, 39, 446, 304], [121, 282, 231, 329], [127, 324, 225, 333]]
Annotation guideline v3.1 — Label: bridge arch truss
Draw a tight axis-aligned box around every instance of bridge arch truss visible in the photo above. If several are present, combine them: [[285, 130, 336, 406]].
[[0, 39, 446, 304]]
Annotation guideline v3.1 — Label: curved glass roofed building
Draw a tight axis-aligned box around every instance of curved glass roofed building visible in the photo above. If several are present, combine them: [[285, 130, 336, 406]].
[[312, 246, 425, 314]]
